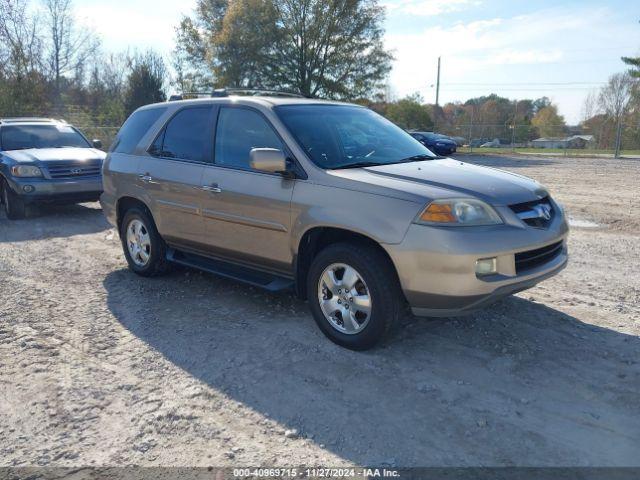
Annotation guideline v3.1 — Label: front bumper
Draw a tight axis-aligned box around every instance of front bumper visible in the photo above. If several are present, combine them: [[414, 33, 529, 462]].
[[384, 207, 569, 317], [6, 176, 103, 204]]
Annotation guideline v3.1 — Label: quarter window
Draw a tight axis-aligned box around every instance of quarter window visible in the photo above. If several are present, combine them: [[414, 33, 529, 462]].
[[113, 107, 166, 154], [151, 107, 212, 162], [214, 107, 284, 170]]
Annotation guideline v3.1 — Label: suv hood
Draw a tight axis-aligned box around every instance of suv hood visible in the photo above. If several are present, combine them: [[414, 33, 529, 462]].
[[2, 147, 106, 163], [331, 158, 548, 206]]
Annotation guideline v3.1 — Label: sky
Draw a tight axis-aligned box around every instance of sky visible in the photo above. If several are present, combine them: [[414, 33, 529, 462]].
[[74, 0, 640, 124]]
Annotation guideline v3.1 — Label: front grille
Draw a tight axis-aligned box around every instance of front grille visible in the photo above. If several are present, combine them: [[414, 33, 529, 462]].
[[515, 240, 563, 274], [510, 196, 554, 228], [45, 160, 102, 179]]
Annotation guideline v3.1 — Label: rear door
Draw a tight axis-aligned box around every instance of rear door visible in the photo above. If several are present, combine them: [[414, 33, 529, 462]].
[[199, 106, 295, 273], [137, 106, 214, 250]]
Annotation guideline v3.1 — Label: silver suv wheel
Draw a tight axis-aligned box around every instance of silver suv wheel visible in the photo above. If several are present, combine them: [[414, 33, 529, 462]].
[[126, 219, 151, 267], [317, 263, 372, 334]]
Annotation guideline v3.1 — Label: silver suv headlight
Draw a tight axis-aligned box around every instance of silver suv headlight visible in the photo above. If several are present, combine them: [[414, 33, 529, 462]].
[[11, 165, 43, 178], [416, 198, 503, 226]]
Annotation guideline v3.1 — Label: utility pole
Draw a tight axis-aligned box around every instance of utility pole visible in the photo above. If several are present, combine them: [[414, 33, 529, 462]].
[[614, 118, 623, 159], [511, 101, 518, 152], [435, 56, 441, 107]]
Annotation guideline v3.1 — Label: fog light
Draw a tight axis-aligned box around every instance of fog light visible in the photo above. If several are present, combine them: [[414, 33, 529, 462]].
[[476, 257, 497, 276], [22, 185, 35, 193]]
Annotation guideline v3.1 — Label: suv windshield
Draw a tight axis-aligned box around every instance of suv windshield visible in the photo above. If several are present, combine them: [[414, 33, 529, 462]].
[[275, 105, 436, 169], [0, 124, 90, 151]]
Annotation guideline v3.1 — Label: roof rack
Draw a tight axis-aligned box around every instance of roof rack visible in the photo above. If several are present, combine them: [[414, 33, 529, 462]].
[[168, 88, 305, 101], [0, 117, 66, 124]]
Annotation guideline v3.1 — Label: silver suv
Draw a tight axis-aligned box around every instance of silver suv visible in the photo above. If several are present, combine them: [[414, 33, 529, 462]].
[[101, 93, 568, 350], [0, 118, 105, 219]]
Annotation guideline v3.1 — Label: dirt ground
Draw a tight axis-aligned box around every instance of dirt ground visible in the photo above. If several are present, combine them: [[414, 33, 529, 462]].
[[0, 154, 639, 468]]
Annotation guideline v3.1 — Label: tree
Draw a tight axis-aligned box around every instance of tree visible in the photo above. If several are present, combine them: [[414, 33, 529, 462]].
[[214, 0, 281, 88], [0, 0, 47, 113], [41, 0, 99, 99], [173, 0, 393, 99], [124, 51, 167, 115], [383, 94, 432, 131], [599, 72, 635, 157], [532, 96, 552, 114], [531, 105, 565, 138]]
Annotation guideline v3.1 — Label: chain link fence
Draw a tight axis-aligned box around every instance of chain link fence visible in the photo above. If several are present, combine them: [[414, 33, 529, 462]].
[[0, 104, 122, 150], [434, 122, 639, 158]]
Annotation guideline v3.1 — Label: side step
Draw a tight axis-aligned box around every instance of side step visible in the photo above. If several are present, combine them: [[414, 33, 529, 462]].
[[166, 248, 294, 292]]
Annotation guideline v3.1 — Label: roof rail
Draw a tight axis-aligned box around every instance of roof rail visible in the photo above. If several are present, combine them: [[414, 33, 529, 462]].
[[0, 117, 65, 124], [168, 88, 305, 101], [224, 88, 305, 98]]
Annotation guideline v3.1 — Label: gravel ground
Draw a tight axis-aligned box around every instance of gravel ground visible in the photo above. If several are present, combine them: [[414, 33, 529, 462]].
[[0, 154, 639, 468]]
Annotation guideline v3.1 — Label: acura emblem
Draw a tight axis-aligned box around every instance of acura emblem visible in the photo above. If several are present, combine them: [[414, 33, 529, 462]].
[[534, 204, 552, 221]]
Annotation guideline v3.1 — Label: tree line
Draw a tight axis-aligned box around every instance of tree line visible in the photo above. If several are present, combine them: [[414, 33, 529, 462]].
[[1, 0, 638, 151], [0, 0, 167, 142]]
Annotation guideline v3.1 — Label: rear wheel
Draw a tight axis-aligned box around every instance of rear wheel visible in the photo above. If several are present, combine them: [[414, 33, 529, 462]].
[[1, 178, 26, 220], [307, 243, 402, 350], [120, 207, 168, 276]]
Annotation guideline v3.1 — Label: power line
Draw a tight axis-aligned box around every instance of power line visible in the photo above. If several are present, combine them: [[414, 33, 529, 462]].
[[446, 82, 607, 86]]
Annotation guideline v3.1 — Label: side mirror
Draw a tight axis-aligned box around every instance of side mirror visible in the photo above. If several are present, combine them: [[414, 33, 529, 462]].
[[250, 148, 291, 176], [92, 139, 103, 149]]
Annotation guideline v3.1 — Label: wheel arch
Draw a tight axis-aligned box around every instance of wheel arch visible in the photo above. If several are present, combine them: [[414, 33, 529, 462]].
[[116, 196, 157, 231], [294, 226, 404, 301]]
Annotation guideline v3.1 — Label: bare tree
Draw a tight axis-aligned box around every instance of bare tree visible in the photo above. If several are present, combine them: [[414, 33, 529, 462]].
[[599, 72, 634, 157], [581, 90, 599, 123], [41, 0, 99, 98], [0, 0, 46, 113], [0, 0, 43, 78]]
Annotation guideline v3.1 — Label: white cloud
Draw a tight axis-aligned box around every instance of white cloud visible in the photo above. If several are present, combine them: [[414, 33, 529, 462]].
[[74, 1, 195, 56], [384, 6, 633, 123], [384, 0, 481, 16]]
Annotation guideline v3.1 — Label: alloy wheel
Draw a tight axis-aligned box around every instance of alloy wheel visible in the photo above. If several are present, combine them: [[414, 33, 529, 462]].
[[126, 219, 151, 267], [317, 263, 372, 334]]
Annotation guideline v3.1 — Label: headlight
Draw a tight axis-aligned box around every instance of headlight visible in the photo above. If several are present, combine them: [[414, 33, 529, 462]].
[[11, 165, 43, 178], [416, 198, 503, 226]]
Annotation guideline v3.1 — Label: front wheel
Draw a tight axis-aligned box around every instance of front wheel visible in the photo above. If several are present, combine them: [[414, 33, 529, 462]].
[[307, 243, 402, 350], [1, 179, 26, 220]]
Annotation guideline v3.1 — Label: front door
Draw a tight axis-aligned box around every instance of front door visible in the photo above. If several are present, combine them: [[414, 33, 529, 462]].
[[137, 105, 213, 249], [200, 106, 295, 273]]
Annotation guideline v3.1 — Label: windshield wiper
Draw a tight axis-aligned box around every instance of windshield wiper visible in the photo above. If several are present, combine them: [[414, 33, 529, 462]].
[[331, 154, 444, 170], [331, 161, 384, 170], [397, 154, 443, 162]]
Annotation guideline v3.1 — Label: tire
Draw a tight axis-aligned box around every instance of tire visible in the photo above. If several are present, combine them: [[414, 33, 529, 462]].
[[120, 206, 169, 276], [1, 178, 26, 220], [307, 242, 402, 350]]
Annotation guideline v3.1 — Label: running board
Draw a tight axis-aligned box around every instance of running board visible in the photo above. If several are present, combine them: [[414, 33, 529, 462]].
[[166, 248, 294, 292]]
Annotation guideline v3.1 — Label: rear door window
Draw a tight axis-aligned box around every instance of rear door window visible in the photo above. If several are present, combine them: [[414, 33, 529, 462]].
[[112, 107, 166, 154], [150, 107, 213, 163]]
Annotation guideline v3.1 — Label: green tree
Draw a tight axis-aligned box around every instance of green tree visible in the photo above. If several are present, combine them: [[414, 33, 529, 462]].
[[384, 94, 432, 131], [531, 105, 566, 138], [214, 0, 281, 88], [124, 51, 167, 115], [173, 0, 393, 99]]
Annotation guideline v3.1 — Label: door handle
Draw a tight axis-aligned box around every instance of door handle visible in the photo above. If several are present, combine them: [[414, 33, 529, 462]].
[[200, 184, 222, 193], [138, 174, 154, 183]]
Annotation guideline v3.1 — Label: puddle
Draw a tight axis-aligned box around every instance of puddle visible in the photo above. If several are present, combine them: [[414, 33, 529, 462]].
[[568, 217, 601, 228]]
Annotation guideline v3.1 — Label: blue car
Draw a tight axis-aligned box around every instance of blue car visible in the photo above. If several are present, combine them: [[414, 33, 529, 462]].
[[410, 131, 457, 156], [0, 118, 106, 219]]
